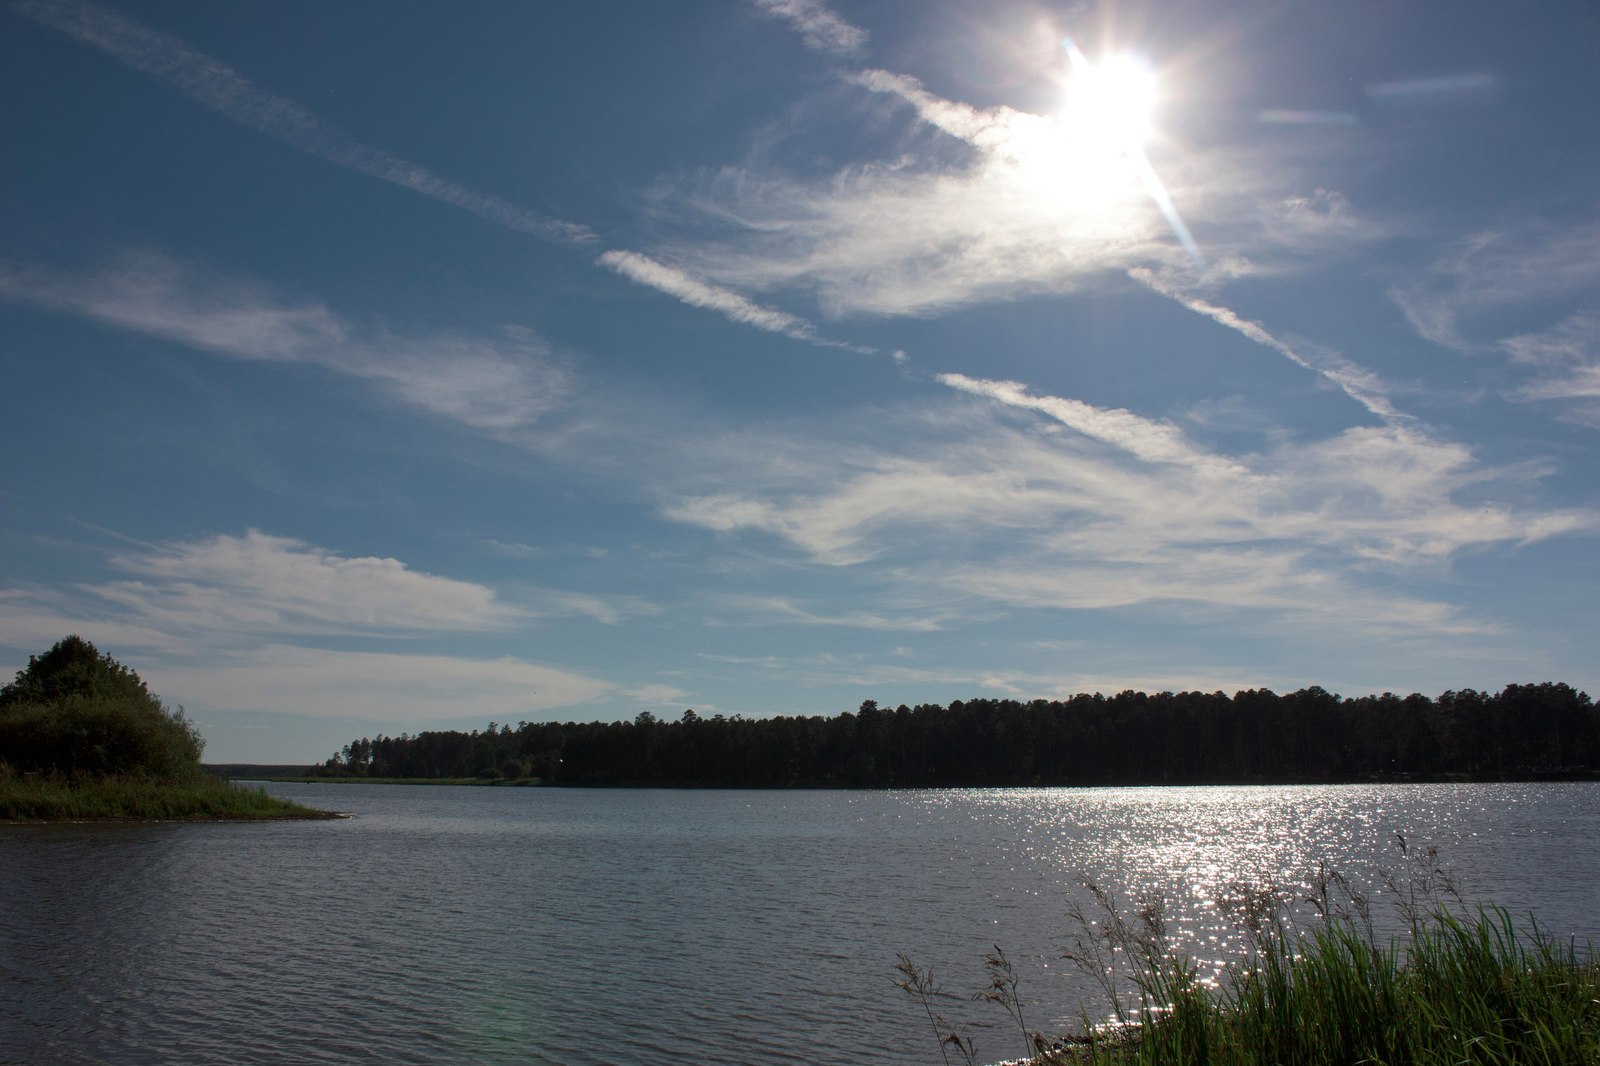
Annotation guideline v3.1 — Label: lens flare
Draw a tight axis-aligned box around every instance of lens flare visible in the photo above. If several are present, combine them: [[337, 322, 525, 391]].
[[1060, 39, 1204, 267], [1063, 50, 1158, 147]]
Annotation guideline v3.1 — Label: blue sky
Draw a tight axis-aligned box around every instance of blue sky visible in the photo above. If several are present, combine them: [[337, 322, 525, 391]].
[[4, 0, 1598, 763]]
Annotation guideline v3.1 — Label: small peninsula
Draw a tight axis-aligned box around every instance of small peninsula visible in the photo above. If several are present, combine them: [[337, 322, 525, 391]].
[[0, 636, 334, 822]]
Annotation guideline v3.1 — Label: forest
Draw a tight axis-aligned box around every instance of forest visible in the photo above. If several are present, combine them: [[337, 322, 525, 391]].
[[314, 683, 1599, 787]]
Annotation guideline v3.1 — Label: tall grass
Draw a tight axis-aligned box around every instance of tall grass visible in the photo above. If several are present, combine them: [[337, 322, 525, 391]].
[[0, 768, 339, 821], [899, 842, 1600, 1065]]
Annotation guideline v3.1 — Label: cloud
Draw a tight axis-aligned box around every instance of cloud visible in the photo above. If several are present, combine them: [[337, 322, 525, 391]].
[[669, 77, 1181, 317], [751, 0, 868, 58], [664, 450, 1067, 567], [661, 388, 1596, 634], [1389, 225, 1600, 423], [696, 649, 990, 689], [1130, 267, 1410, 425], [622, 683, 691, 705], [0, 251, 571, 431], [525, 588, 661, 626], [597, 249, 879, 354], [12, 0, 592, 244], [1263, 189, 1384, 250], [626, 62, 1374, 324], [150, 644, 611, 723], [692, 647, 1262, 699], [1390, 223, 1600, 353], [0, 588, 192, 655], [89, 530, 521, 636], [598, 249, 822, 342], [0, 532, 630, 727], [938, 372, 1242, 472], [1504, 313, 1600, 423], [482, 539, 544, 559], [1502, 313, 1600, 370], [711, 595, 952, 632]]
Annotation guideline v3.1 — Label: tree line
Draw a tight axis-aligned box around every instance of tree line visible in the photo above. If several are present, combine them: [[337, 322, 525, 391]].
[[313, 683, 1599, 787]]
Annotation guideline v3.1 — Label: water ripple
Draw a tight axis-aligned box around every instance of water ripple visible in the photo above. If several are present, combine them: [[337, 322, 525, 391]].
[[3, 783, 1597, 1064]]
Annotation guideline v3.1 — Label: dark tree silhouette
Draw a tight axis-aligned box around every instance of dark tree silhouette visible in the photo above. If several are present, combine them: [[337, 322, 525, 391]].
[[313, 682, 1598, 788], [0, 635, 204, 778]]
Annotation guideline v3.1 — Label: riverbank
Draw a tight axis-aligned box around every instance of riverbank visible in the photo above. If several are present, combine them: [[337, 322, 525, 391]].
[[253, 775, 543, 786], [908, 848, 1600, 1066], [0, 771, 341, 821], [1047, 909, 1600, 1065]]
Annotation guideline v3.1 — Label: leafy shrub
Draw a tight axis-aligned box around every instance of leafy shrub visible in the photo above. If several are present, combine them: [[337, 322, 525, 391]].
[[0, 635, 204, 779]]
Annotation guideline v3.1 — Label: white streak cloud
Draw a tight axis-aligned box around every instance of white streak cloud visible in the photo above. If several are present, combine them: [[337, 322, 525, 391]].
[[751, 0, 868, 58], [1390, 224, 1600, 353], [94, 530, 520, 635], [713, 595, 952, 632], [598, 249, 820, 340], [938, 372, 1242, 473], [153, 645, 610, 723], [0, 251, 570, 431], [662, 387, 1596, 636], [1130, 267, 1410, 425], [13, 0, 592, 245]]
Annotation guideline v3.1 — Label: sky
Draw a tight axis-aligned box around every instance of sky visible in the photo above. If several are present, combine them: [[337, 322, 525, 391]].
[[3, 0, 1598, 764]]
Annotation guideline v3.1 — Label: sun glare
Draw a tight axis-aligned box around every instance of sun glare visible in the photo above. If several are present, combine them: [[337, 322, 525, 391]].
[[1048, 39, 1204, 266], [1061, 45, 1158, 149]]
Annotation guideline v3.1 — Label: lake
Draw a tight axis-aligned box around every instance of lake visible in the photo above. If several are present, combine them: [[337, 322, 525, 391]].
[[3, 782, 1596, 1064]]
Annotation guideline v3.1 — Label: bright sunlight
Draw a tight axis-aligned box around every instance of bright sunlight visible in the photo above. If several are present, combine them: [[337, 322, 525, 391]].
[[1057, 39, 1204, 266], [1061, 44, 1158, 149]]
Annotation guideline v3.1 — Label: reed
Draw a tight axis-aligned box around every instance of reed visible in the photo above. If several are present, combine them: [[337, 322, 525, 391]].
[[901, 844, 1600, 1065], [0, 768, 339, 821]]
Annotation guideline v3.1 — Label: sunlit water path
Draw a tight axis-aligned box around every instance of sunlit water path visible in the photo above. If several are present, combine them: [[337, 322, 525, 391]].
[[3, 783, 1596, 1064]]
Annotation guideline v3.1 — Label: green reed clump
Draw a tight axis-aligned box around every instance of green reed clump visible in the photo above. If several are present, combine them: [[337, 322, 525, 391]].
[[0, 767, 338, 821], [1080, 905, 1599, 1065], [899, 842, 1600, 1066]]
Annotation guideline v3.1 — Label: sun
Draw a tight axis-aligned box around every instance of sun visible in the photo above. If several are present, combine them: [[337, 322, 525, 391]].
[[1051, 40, 1204, 266], [1059, 44, 1159, 149]]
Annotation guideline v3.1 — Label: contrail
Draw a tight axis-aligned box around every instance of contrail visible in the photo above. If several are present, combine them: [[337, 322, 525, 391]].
[[597, 250, 878, 354], [12, 0, 594, 245], [1130, 267, 1412, 426]]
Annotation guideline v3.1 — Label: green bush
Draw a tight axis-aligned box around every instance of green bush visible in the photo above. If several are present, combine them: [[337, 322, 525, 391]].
[[0, 635, 205, 779]]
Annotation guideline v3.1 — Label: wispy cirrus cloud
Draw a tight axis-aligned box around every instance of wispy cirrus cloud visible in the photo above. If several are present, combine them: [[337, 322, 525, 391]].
[[1504, 312, 1600, 424], [92, 530, 522, 636], [597, 249, 869, 351], [0, 250, 571, 432], [710, 594, 954, 632], [1390, 223, 1600, 353], [937, 372, 1243, 472], [0, 531, 632, 724], [81, 530, 660, 636], [625, 57, 1382, 326], [12, 0, 592, 245], [1129, 267, 1411, 425], [661, 382, 1596, 637], [751, 0, 868, 58], [152, 644, 611, 724], [648, 82, 1180, 318], [695, 648, 1270, 701], [621, 683, 692, 707], [3, 530, 658, 653], [1390, 223, 1600, 422]]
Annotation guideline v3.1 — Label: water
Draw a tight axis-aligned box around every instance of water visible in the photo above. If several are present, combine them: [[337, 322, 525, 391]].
[[2, 783, 1596, 1064]]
